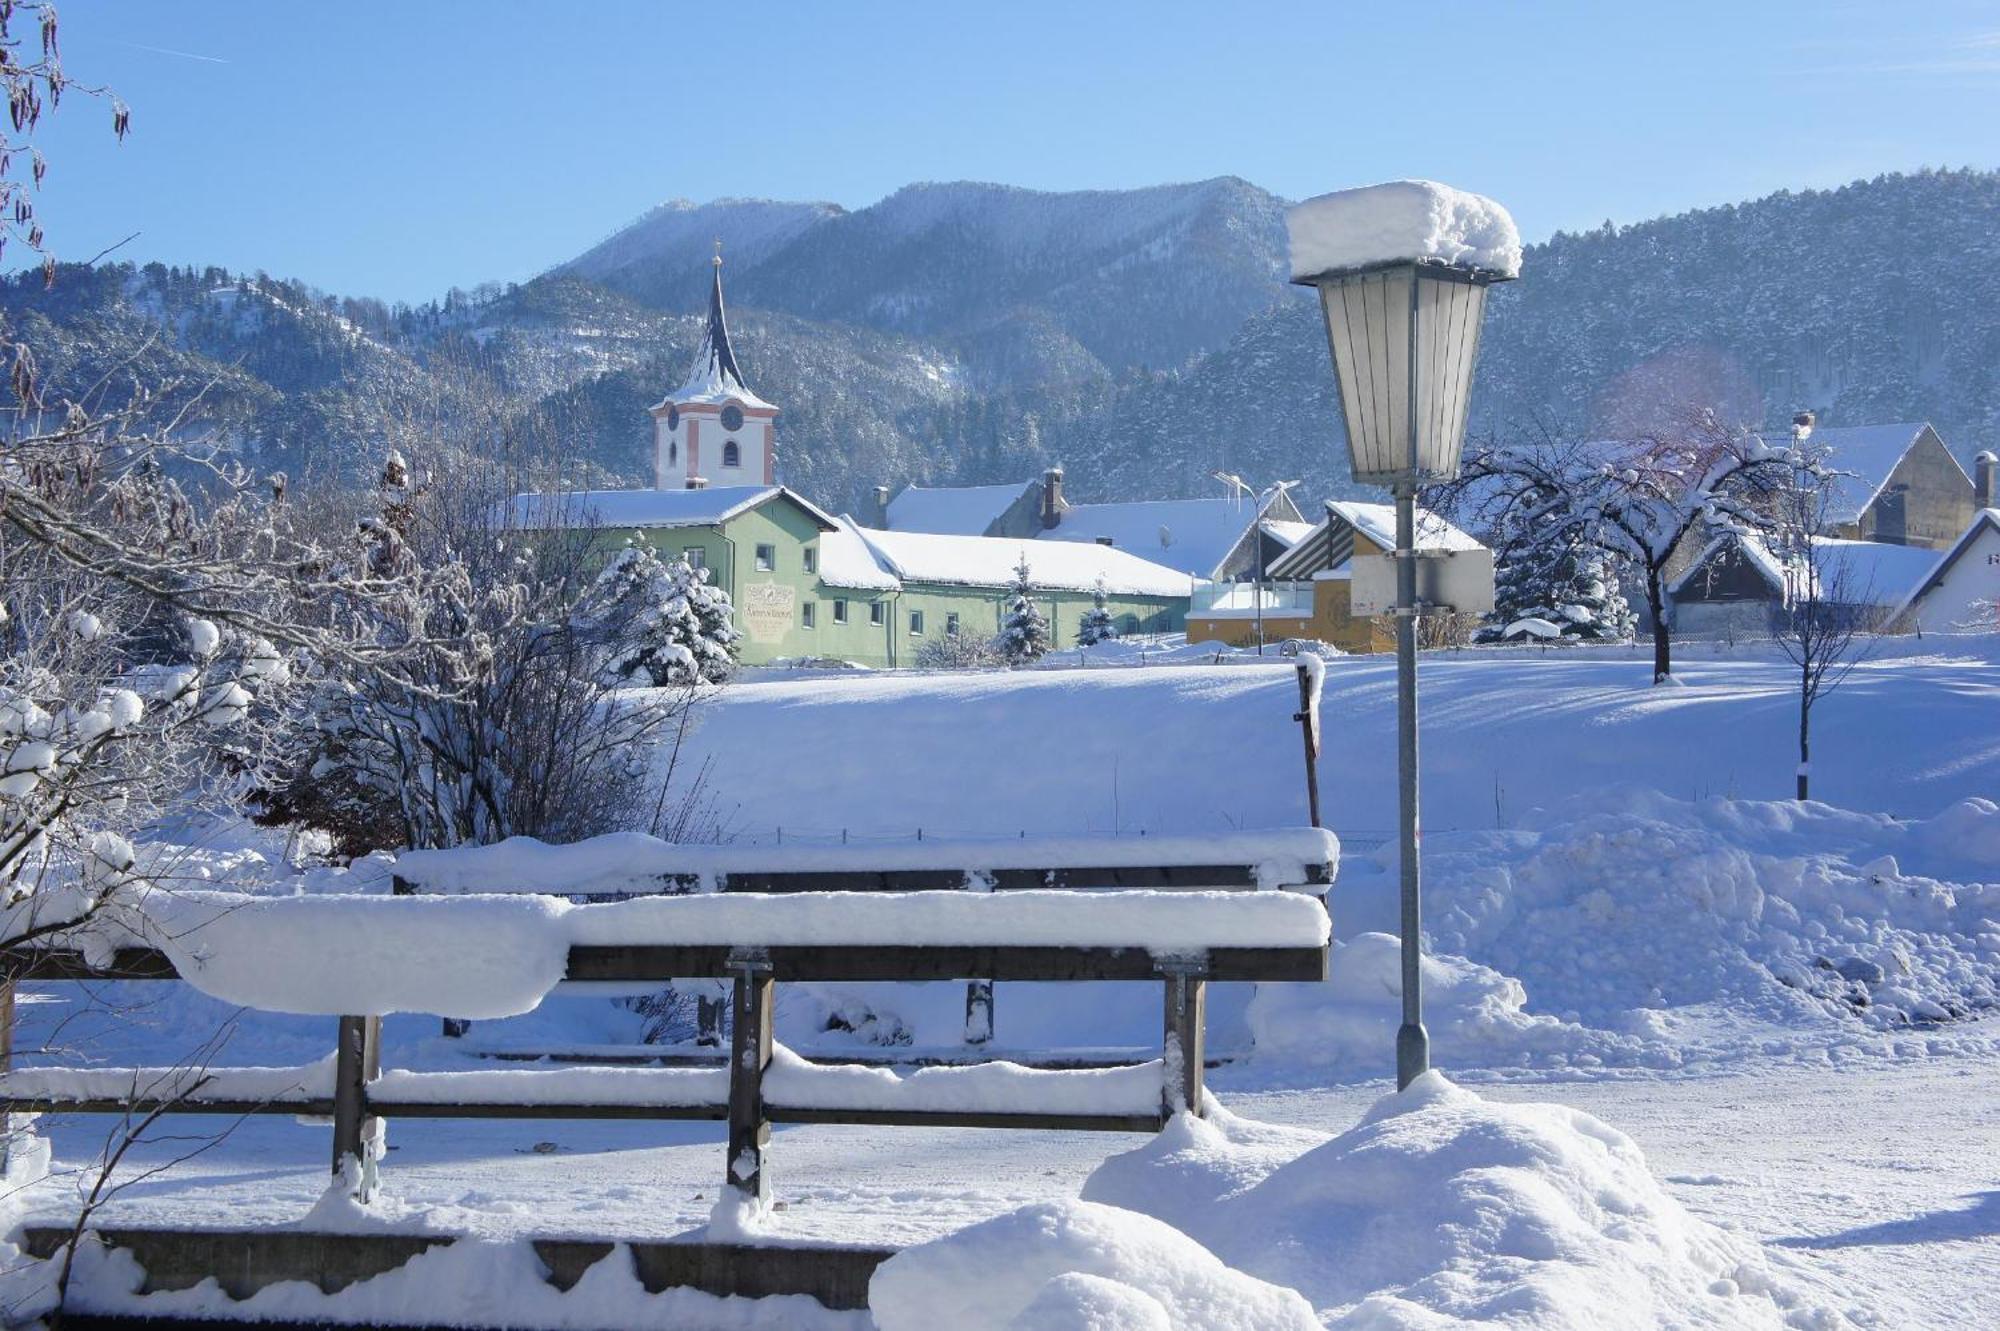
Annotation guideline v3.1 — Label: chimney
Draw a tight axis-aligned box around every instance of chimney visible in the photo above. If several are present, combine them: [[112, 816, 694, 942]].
[[873, 485, 892, 527], [1977, 450, 1998, 510], [1041, 466, 1065, 530]]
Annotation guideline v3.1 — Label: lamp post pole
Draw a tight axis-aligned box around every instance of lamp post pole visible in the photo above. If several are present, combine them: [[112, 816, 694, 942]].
[[1284, 178, 1518, 1095], [1393, 482, 1427, 1088]]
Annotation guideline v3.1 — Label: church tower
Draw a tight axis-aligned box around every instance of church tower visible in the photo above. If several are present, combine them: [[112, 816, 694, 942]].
[[651, 245, 778, 490]]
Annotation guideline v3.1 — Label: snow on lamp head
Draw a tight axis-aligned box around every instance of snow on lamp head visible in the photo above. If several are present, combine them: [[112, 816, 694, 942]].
[[1286, 180, 1520, 486]]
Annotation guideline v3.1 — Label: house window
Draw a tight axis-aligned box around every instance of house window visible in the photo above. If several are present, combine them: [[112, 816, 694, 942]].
[[723, 440, 741, 469], [870, 602, 886, 626], [802, 602, 816, 629], [909, 610, 924, 636], [833, 599, 849, 624], [754, 543, 775, 571], [682, 546, 706, 569], [946, 612, 961, 638], [802, 547, 817, 575]]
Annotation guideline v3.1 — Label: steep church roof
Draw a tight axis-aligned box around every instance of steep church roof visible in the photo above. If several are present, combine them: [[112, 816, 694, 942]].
[[668, 249, 775, 410]]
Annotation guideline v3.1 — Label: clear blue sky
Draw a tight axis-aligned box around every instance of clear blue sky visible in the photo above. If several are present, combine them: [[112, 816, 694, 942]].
[[23, 1, 2000, 304]]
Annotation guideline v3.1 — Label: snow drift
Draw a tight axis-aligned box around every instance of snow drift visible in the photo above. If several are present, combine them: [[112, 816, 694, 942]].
[[1309, 789, 2000, 1075], [868, 1198, 1319, 1331], [1085, 1076, 1847, 1329]]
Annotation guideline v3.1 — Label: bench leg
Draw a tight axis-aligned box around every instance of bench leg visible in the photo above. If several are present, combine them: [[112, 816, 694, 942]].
[[726, 964, 774, 1207], [964, 980, 994, 1046], [331, 1014, 383, 1202], [1161, 970, 1206, 1120]]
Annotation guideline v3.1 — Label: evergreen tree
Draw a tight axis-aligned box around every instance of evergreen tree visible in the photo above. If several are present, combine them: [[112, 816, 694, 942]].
[[1478, 522, 1636, 644], [588, 540, 742, 686], [999, 554, 1051, 666], [1076, 577, 1118, 647]]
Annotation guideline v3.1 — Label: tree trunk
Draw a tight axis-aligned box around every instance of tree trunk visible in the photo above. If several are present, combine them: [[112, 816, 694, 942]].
[[1797, 663, 1811, 801], [1646, 568, 1672, 684]]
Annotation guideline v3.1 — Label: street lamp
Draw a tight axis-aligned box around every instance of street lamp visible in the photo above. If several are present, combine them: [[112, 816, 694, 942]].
[[1287, 181, 1519, 1090]]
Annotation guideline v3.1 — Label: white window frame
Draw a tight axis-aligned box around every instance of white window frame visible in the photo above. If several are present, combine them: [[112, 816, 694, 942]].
[[682, 546, 705, 569], [802, 601, 816, 629], [832, 599, 849, 624], [754, 543, 776, 572], [909, 610, 924, 636], [802, 546, 817, 575]]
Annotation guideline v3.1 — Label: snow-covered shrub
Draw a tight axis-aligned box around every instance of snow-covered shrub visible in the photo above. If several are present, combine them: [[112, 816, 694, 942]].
[[257, 462, 694, 856], [914, 630, 1003, 670]]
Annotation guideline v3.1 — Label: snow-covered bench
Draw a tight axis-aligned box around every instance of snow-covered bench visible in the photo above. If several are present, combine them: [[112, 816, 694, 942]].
[[391, 827, 1340, 1047], [2, 888, 1330, 1215]]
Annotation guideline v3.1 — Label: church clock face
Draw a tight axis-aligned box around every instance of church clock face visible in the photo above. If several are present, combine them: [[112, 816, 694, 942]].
[[720, 404, 744, 432], [666, 405, 680, 431]]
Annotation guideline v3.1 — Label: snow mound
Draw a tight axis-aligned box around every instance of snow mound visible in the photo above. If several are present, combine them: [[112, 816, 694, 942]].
[[1010, 1271, 1173, 1330], [1245, 933, 1644, 1078], [1286, 180, 1522, 281], [868, 1198, 1319, 1331], [1087, 1076, 1848, 1329], [1323, 789, 2000, 1069]]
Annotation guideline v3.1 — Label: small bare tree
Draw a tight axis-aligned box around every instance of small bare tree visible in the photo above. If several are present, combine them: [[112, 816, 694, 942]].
[[1768, 437, 1874, 802]]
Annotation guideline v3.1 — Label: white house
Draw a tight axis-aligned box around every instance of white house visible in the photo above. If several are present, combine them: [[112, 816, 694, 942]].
[[1890, 509, 2000, 634]]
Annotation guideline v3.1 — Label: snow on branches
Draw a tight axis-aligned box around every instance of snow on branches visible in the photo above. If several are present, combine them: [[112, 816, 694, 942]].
[[1076, 577, 1119, 648], [1442, 409, 1803, 680], [1000, 555, 1051, 666], [584, 540, 740, 688]]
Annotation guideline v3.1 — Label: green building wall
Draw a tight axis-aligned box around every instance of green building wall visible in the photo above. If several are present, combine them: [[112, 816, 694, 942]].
[[594, 495, 1187, 670]]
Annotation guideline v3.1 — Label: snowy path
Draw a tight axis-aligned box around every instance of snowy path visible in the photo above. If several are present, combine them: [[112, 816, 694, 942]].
[[29, 1047, 2000, 1327]]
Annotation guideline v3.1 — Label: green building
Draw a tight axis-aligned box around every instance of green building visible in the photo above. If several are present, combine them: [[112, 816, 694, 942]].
[[510, 254, 1189, 668]]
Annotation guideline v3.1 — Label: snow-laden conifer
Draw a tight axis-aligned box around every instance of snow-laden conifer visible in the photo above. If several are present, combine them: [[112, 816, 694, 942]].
[[999, 555, 1051, 666], [585, 540, 741, 687], [1076, 577, 1119, 647]]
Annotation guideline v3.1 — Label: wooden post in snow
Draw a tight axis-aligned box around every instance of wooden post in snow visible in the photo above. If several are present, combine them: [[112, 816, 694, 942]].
[[725, 950, 773, 1206], [331, 1014, 382, 1200]]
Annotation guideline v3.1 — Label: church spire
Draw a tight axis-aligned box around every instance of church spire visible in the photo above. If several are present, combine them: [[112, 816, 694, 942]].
[[680, 239, 751, 400]]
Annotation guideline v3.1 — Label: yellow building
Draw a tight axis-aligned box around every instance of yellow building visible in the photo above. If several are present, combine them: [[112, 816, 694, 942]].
[[1187, 502, 1483, 654]]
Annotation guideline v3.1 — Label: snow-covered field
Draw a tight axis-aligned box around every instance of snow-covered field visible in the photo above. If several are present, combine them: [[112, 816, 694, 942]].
[[8, 635, 2000, 1326]]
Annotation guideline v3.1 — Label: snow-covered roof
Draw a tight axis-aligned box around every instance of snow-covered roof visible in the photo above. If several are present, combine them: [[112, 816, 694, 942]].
[[818, 517, 903, 591], [1810, 537, 1943, 607], [1261, 519, 1316, 548], [1322, 501, 1484, 554], [1041, 497, 1276, 580], [885, 481, 1036, 536], [1890, 508, 2000, 624], [855, 526, 1193, 597], [507, 485, 836, 533], [1754, 423, 1961, 526], [1671, 530, 1942, 607], [1668, 531, 1788, 597], [1286, 180, 1522, 281], [1264, 503, 1480, 581]]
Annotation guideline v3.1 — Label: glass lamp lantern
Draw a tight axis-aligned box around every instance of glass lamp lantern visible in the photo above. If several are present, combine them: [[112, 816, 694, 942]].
[[1295, 261, 1512, 486]]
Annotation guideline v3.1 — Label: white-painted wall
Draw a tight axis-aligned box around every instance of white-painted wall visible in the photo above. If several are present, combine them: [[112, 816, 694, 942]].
[[654, 407, 773, 490], [1910, 521, 2000, 633]]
